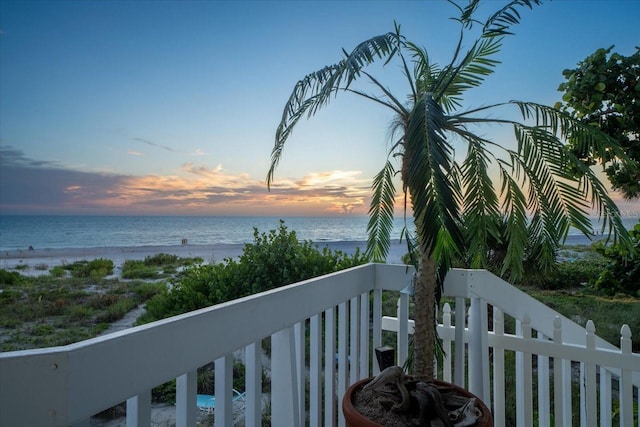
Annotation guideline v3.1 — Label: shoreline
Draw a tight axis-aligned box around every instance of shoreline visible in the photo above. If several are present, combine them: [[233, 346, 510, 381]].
[[0, 240, 410, 274], [0, 234, 603, 275]]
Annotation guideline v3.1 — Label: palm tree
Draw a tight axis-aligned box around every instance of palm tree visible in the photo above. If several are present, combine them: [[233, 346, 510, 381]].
[[267, 0, 632, 381]]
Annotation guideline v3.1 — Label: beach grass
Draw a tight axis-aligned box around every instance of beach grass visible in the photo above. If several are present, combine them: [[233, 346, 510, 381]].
[[0, 267, 166, 351]]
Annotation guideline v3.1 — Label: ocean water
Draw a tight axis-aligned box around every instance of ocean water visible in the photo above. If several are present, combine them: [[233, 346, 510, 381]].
[[0, 215, 637, 252], [0, 216, 397, 251]]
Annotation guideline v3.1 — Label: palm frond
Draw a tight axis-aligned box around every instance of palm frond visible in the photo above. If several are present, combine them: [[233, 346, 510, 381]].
[[498, 165, 529, 280], [482, 0, 543, 37], [351, 70, 409, 116], [267, 32, 400, 187], [405, 41, 438, 101], [511, 102, 633, 245], [434, 35, 503, 111], [405, 94, 464, 265], [460, 136, 502, 268], [366, 160, 398, 262], [512, 101, 630, 163]]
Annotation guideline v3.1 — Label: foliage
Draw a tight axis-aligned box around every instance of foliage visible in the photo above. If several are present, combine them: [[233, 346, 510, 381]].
[[66, 258, 114, 279], [557, 46, 640, 199], [594, 220, 640, 296], [540, 257, 606, 290], [0, 272, 164, 351], [121, 260, 160, 279], [139, 221, 367, 324], [0, 269, 23, 286], [121, 254, 202, 279], [266, 0, 632, 379], [527, 288, 640, 352]]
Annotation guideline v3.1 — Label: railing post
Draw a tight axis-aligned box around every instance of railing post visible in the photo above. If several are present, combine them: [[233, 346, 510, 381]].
[[442, 303, 453, 383], [552, 316, 568, 426], [324, 307, 336, 427], [537, 331, 551, 427], [349, 297, 360, 386], [295, 321, 306, 427], [619, 324, 633, 427], [359, 293, 370, 380], [492, 307, 505, 426], [469, 298, 482, 400], [599, 366, 612, 427], [126, 389, 151, 427], [581, 321, 597, 426], [215, 354, 234, 427], [271, 328, 300, 427], [310, 315, 322, 427], [175, 370, 197, 427], [516, 315, 533, 427], [397, 293, 409, 369], [454, 297, 466, 388], [372, 289, 382, 376], [245, 341, 262, 427], [337, 302, 348, 427]]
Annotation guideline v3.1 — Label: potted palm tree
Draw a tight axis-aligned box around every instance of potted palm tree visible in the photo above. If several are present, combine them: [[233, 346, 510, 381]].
[[266, 0, 633, 424]]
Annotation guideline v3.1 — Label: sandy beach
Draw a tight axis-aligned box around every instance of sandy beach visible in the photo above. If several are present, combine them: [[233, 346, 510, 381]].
[[0, 240, 409, 275]]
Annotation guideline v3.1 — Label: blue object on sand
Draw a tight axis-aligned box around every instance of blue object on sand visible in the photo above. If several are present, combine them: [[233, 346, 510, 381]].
[[197, 389, 245, 414]]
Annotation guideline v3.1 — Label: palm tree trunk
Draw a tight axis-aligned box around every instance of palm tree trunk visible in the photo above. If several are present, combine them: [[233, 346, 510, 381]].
[[412, 236, 436, 381]]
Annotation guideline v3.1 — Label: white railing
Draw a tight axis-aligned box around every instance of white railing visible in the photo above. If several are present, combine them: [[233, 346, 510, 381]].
[[384, 269, 640, 426], [0, 264, 638, 427]]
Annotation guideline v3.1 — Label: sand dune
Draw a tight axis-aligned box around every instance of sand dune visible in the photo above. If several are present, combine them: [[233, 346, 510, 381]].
[[0, 240, 409, 275]]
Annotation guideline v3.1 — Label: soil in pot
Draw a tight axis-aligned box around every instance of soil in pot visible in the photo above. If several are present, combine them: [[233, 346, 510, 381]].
[[344, 369, 493, 427]]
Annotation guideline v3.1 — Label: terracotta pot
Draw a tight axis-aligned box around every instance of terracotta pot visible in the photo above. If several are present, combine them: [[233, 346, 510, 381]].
[[342, 377, 494, 427]]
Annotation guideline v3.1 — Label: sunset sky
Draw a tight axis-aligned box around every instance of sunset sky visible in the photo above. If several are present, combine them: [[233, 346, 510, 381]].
[[1, 0, 639, 217]]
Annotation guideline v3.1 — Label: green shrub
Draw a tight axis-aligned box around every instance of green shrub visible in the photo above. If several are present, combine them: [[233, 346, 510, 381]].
[[67, 259, 114, 278], [144, 253, 179, 266], [121, 260, 159, 279], [0, 269, 23, 286], [594, 220, 640, 296], [541, 256, 607, 290], [95, 299, 137, 323], [140, 221, 367, 323], [68, 305, 95, 322], [133, 282, 167, 301], [49, 266, 66, 277]]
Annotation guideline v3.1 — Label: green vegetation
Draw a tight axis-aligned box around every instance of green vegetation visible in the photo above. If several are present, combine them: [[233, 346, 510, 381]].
[[138, 220, 367, 323], [557, 46, 640, 199], [266, 0, 633, 380], [121, 253, 203, 279], [65, 258, 114, 278], [594, 220, 640, 296], [0, 260, 167, 351], [1, 221, 637, 425]]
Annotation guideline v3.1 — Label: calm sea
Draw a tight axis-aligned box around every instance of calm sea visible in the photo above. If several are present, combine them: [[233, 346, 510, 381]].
[[0, 216, 392, 251], [0, 215, 637, 252]]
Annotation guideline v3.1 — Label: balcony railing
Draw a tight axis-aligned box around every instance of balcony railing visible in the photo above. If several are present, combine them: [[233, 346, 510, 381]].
[[0, 264, 638, 427]]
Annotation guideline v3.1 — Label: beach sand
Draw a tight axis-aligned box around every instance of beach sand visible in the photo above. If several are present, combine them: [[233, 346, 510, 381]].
[[0, 240, 409, 275]]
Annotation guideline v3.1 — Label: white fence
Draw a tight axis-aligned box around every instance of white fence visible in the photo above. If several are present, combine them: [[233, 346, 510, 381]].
[[384, 269, 640, 426], [0, 264, 638, 426]]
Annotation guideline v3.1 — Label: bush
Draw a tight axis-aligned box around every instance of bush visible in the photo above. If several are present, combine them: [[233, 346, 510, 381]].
[[0, 269, 23, 286], [49, 266, 66, 277], [541, 256, 607, 290], [140, 220, 367, 323], [144, 253, 179, 266], [67, 259, 114, 278], [121, 260, 159, 279], [594, 220, 640, 296]]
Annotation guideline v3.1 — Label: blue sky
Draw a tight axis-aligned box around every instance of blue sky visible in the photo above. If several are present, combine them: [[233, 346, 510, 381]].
[[1, 0, 639, 216]]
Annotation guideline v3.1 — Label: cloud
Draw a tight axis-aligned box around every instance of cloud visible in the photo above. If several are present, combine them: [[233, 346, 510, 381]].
[[0, 146, 372, 215], [132, 137, 179, 153]]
